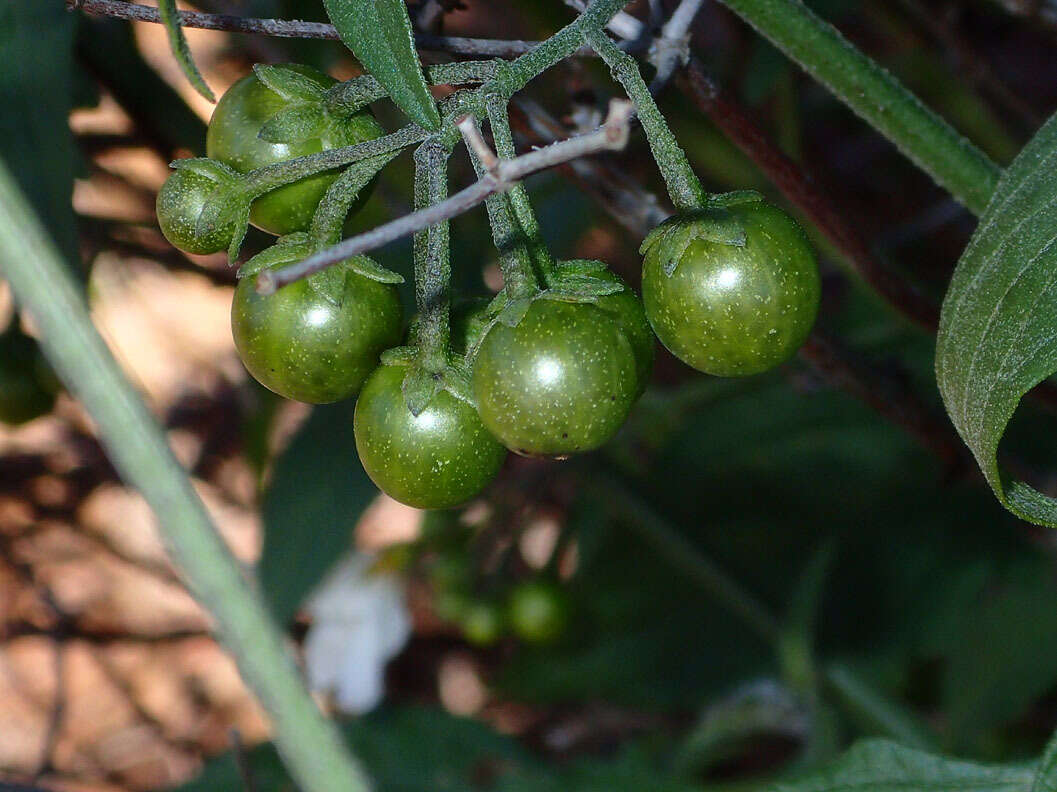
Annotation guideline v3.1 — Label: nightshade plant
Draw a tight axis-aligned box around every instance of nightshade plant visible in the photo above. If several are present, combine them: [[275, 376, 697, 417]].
[[6, 1, 1057, 791]]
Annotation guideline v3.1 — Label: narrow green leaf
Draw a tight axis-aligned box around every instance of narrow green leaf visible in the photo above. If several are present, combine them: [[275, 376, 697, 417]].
[[258, 104, 328, 145], [322, 0, 441, 131], [260, 401, 377, 626], [936, 110, 1057, 527], [157, 0, 215, 103], [0, 2, 77, 263], [1032, 728, 1057, 792], [767, 739, 1035, 792]]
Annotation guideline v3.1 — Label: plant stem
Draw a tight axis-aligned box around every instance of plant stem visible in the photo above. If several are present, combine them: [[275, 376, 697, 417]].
[[326, 62, 500, 116], [412, 140, 454, 371], [309, 153, 400, 247], [258, 101, 634, 293], [0, 164, 371, 792], [487, 0, 629, 100], [69, 0, 606, 58], [717, 0, 1000, 215], [240, 124, 427, 198], [486, 98, 555, 282], [589, 474, 780, 646], [589, 470, 941, 748], [584, 25, 708, 211], [464, 123, 539, 299]]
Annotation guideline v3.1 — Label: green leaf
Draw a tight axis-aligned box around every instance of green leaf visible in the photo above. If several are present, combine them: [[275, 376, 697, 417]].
[[675, 680, 807, 776], [1032, 729, 1057, 792], [253, 63, 328, 104], [258, 103, 328, 144], [174, 706, 536, 792], [766, 740, 1035, 792], [936, 111, 1057, 527], [157, 0, 215, 103], [259, 401, 377, 626], [0, 2, 77, 263], [322, 0, 441, 131]]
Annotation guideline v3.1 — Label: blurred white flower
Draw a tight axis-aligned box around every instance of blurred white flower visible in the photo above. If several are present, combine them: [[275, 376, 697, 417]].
[[303, 553, 411, 714]]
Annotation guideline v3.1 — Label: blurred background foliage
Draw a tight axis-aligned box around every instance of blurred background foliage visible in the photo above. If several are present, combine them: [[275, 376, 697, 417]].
[[5, 0, 1057, 790]]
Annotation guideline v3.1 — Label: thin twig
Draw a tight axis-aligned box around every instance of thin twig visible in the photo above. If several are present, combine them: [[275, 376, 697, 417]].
[[649, 0, 706, 91], [256, 100, 635, 294], [67, 0, 603, 58]]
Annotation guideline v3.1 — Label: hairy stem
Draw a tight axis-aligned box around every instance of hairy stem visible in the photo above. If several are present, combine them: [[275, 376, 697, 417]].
[[463, 119, 539, 298], [412, 140, 454, 371], [0, 165, 372, 792], [240, 124, 427, 198], [258, 101, 634, 293], [325, 62, 500, 116], [584, 24, 707, 211], [68, 0, 600, 58], [486, 98, 555, 282], [717, 0, 1001, 215]]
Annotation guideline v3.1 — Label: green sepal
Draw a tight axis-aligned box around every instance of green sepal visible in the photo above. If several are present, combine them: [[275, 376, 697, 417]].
[[440, 361, 475, 408], [258, 104, 329, 145], [193, 177, 252, 264], [225, 203, 252, 266], [380, 346, 417, 367], [543, 258, 626, 301], [401, 363, 443, 417], [495, 295, 534, 328], [237, 234, 313, 279], [640, 208, 749, 277], [306, 262, 351, 306], [169, 158, 240, 181], [253, 64, 327, 104], [706, 189, 765, 209], [347, 254, 404, 284]]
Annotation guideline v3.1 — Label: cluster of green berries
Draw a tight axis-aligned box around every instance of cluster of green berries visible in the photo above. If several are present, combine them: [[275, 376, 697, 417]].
[[156, 65, 821, 511]]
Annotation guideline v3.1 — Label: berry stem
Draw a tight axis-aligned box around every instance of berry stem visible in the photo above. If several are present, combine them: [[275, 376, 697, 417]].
[[486, 98, 556, 284], [325, 61, 500, 116], [584, 24, 708, 212], [412, 139, 454, 372], [309, 151, 401, 247], [237, 123, 428, 200], [463, 119, 539, 300]]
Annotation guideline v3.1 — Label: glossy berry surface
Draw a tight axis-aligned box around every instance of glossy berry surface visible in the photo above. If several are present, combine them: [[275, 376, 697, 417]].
[[354, 364, 507, 510], [156, 168, 237, 255], [472, 299, 638, 457], [231, 267, 401, 403], [641, 201, 820, 377], [206, 64, 384, 236], [559, 261, 654, 396], [507, 580, 570, 645]]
